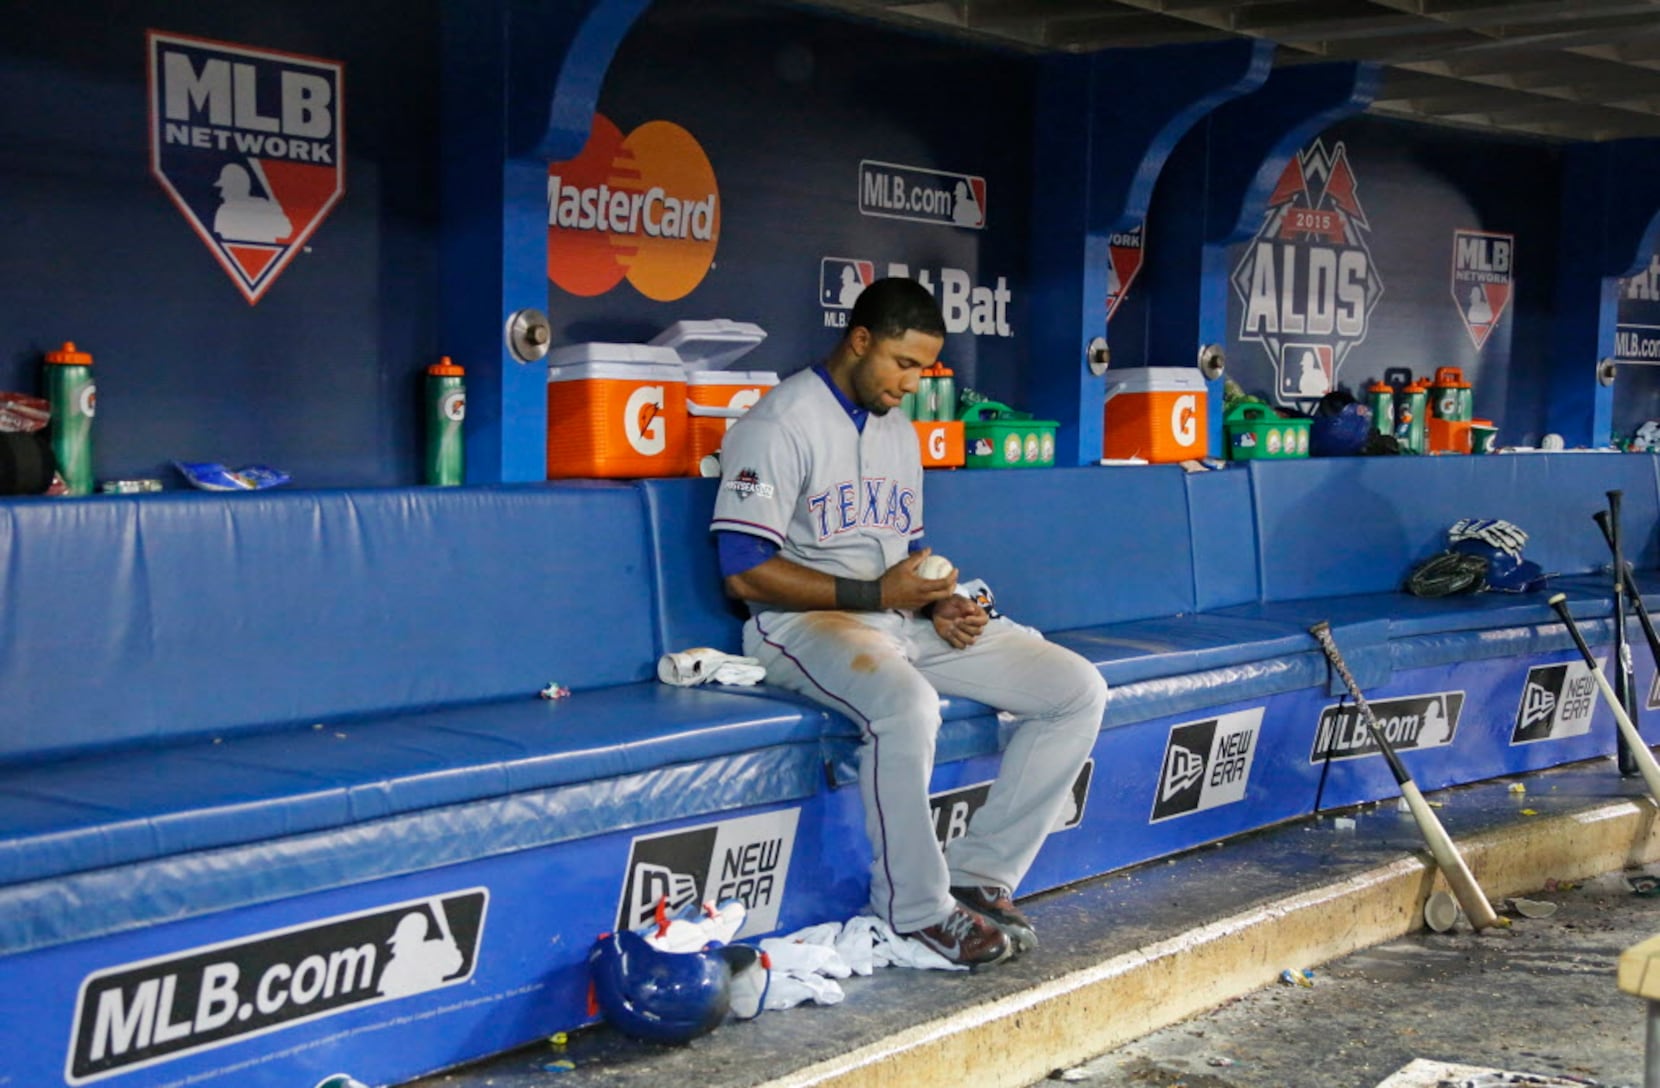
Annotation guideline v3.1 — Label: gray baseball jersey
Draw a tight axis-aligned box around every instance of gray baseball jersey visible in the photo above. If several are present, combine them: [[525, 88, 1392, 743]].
[[710, 364, 1106, 935], [712, 365, 923, 589]]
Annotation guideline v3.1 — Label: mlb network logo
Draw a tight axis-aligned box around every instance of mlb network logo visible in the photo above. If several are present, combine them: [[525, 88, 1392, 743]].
[[148, 30, 345, 304]]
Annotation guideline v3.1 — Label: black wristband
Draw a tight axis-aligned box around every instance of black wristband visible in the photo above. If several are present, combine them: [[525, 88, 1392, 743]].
[[834, 576, 883, 611]]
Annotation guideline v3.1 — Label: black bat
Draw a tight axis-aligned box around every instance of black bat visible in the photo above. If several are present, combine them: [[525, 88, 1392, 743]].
[[1309, 622, 1502, 930], [1548, 594, 1660, 804], [1603, 491, 1641, 775], [1594, 508, 1660, 704]]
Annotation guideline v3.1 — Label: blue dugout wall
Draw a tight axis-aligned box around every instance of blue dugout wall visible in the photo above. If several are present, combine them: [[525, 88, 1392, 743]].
[[2, 0, 1658, 485]]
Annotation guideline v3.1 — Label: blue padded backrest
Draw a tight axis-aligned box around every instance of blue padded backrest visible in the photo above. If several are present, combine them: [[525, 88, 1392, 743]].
[[639, 477, 749, 656], [923, 465, 1197, 630], [1186, 468, 1259, 611], [1248, 454, 1660, 602], [0, 484, 657, 762]]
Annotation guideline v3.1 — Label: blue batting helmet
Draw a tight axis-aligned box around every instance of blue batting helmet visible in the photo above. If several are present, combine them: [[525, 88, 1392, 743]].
[[589, 929, 732, 1044]]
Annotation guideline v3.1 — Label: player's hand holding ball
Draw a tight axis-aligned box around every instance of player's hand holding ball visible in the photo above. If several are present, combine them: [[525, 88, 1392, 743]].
[[917, 553, 954, 581]]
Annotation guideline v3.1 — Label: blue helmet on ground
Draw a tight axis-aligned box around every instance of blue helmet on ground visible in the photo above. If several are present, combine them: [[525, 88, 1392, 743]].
[[589, 929, 732, 1044]]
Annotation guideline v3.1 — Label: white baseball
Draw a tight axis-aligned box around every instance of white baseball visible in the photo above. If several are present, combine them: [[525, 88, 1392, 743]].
[[917, 554, 953, 580]]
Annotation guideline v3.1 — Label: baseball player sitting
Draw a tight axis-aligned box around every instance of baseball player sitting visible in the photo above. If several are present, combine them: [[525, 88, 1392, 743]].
[[711, 278, 1108, 968]]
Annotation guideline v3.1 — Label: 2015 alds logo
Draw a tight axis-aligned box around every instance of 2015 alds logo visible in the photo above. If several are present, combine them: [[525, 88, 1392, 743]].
[[148, 30, 345, 305], [66, 890, 486, 1084], [1232, 139, 1384, 408], [1151, 710, 1263, 822]]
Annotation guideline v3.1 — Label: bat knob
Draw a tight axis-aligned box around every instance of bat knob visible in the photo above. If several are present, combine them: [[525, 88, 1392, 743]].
[[1548, 592, 1567, 606]]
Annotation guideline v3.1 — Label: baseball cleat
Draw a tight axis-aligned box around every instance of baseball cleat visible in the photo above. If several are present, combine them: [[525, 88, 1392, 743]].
[[902, 904, 1011, 968], [951, 885, 1038, 957]]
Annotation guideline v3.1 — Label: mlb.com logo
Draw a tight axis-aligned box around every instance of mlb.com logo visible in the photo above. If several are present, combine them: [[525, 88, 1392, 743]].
[[148, 31, 345, 305], [819, 257, 1012, 337], [858, 160, 986, 229]]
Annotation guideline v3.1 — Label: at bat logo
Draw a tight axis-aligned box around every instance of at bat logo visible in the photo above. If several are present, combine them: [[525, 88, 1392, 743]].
[[1150, 710, 1262, 822], [147, 30, 345, 305], [1451, 229, 1514, 351], [933, 762, 1092, 846], [615, 811, 799, 938], [1512, 660, 1599, 744], [66, 890, 485, 1084], [1311, 691, 1464, 762], [1232, 139, 1384, 408]]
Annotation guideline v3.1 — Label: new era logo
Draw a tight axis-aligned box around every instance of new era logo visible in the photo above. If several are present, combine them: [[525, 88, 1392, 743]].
[[1521, 682, 1556, 728], [1161, 744, 1206, 801]]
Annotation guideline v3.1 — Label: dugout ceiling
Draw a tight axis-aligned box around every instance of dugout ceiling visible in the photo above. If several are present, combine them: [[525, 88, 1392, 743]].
[[779, 0, 1660, 142]]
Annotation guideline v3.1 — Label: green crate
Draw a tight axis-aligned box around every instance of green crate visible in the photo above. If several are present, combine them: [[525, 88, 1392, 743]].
[[961, 402, 1058, 469], [1224, 402, 1310, 460]]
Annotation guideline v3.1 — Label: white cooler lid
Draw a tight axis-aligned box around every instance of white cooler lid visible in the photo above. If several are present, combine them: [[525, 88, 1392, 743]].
[[547, 360, 686, 384], [688, 370, 779, 386], [1104, 367, 1211, 396], [650, 319, 767, 371], [547, 342, 682, 370]]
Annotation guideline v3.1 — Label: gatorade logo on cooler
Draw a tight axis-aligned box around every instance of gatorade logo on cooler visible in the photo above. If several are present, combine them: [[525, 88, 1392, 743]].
[[1171, 394, 1198, 447], [624, 386, 667, 456], [147, 30, 345, 306], [547, 115, 719, 302]]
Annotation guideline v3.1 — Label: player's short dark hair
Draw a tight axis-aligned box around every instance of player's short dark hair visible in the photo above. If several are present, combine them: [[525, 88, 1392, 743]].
[[848, 278, 946, 342]]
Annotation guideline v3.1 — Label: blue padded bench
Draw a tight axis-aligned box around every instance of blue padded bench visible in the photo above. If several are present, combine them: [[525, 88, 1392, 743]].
[[641, 468, 1325, 781], [0, 486, 828, 954]]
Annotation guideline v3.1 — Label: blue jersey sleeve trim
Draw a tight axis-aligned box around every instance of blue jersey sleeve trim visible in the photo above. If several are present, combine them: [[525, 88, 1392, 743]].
[[717, 530, 781, 578]]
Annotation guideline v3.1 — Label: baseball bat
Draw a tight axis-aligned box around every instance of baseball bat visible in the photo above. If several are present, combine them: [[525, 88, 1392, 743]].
[[1548, 593, 1660, 804], [1604, 491, 1641, 775], [1309, 622, 1503, 930], [1594, 509, 1660, 702]]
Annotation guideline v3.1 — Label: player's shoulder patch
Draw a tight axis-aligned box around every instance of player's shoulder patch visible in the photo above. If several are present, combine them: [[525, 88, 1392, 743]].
[[722, 467, 775, 501]]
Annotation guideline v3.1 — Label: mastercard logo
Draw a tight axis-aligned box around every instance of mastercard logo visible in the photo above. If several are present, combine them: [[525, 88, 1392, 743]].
[[547, 114, 720, 302]]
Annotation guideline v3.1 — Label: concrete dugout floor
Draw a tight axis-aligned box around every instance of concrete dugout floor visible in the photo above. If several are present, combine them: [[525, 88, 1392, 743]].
[[408, 759, 1660, 1088]]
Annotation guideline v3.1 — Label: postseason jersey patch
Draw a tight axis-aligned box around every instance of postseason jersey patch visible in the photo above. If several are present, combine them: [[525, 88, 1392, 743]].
[[148, 30, 345, 304]]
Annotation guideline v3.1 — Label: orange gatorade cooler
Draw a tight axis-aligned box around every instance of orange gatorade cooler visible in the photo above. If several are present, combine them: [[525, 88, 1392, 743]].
[[686, 371, 778, 475], [1102, 367, 1209, 462], [913, 420, 965, 468], [546, 344, 688, 478]]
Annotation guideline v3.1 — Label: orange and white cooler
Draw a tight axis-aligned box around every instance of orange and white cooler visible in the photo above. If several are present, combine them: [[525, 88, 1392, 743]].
[[649, 319, 773, 477], [547, 344, 689, 478], [914, 420, 965, 468], [687, 371, 778, 475], [1102, 367, 1210, 463]]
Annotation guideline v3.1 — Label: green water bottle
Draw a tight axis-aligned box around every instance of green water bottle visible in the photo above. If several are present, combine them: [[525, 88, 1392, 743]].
[[933, 363, 956, 423], [44, 341, 95, 495], [1366, 379, 1394, 436], [424, 356, 466, 486]]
